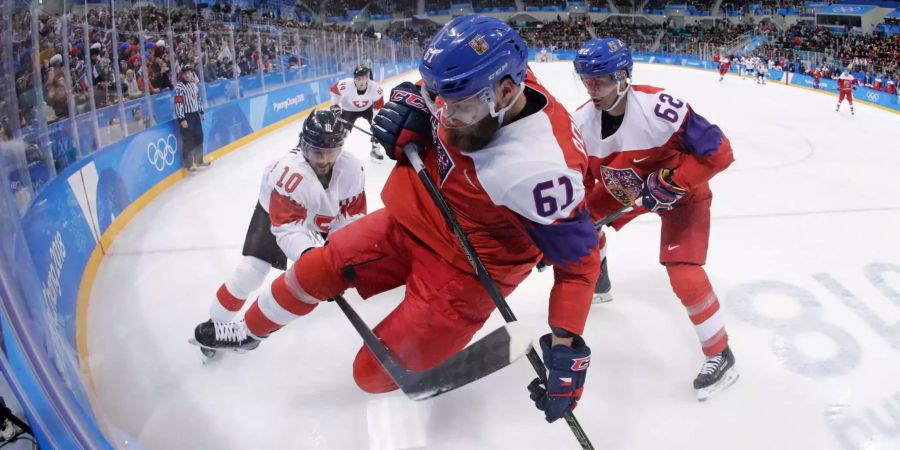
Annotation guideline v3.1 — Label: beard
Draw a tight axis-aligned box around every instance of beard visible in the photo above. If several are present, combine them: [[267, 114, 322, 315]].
[[314, 166, 333, 188], [444, 114, 500, 151]]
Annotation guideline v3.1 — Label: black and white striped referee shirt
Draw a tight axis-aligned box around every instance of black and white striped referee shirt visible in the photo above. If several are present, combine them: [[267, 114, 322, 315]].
[[174, 81, 203, 119]]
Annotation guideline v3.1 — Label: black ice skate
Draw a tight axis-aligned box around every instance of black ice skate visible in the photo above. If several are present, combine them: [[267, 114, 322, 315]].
[[189, 319, 261, 361], [693, 346, 739, 401], [592, 257, 613, 304]]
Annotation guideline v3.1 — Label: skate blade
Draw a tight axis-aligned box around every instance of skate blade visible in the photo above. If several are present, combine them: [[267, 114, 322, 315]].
[[592, 292, 614, 304], [200, 348, 220, 364], [188, 338, 254, 355], [696, 367, 740, 402]]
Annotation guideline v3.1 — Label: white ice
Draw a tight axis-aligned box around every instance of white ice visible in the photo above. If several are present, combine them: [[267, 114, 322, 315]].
[[87, 63, 900, 450]]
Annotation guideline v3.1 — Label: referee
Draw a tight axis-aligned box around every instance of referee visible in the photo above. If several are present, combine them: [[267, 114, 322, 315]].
[[175, 66, 208, 171]]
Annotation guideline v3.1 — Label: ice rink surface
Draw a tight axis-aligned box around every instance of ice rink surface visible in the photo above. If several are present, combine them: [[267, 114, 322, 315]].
[[87, 63, 900, 450]]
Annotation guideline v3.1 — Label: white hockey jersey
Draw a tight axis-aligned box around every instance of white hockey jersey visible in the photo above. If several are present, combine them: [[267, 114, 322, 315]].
[[258, 150, 366, 259], [330, 77, 385, 112], [573, 85, 732, 209]]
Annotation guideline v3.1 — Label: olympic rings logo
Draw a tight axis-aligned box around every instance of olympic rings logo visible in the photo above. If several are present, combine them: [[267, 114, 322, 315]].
[[866, 92, 880, 102], [147, 134, 178, 171]]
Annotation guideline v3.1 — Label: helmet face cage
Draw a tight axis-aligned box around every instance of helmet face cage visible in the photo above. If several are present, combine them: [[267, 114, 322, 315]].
[[300, 139, 342, 168], [422, 78, 524, 129], [422, 84, 493, 128]]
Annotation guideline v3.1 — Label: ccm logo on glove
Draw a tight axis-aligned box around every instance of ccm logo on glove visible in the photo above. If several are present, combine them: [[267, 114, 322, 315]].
[[390, 90, 427, 110]]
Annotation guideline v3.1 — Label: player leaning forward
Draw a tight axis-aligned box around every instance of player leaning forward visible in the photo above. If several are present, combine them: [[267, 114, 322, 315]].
[[193, 15, 600, 423], [331, 65, 387, 161], [573, 38, 739, 400], [193, 109, 366, 358]]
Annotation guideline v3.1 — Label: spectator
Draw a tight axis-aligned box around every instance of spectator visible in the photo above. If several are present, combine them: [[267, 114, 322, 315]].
[[204, 60, 220, 82], [44, 54, 68, 119], [93, 74, 112, 109], [152, 58, 172, 91], [124, 69, 142, 99]]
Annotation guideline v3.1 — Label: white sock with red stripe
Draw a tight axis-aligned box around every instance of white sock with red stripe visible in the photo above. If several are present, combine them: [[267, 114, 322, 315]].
[[666, 263, 729, 356], [209, 256, 271, 322], [244, 265, 321, 337]]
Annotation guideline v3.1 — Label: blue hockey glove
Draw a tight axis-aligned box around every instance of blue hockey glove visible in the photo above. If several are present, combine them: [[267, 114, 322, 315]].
[[527, 333, 591, 423], [372, 82, 432, 161], [641, 168, 687, 212]]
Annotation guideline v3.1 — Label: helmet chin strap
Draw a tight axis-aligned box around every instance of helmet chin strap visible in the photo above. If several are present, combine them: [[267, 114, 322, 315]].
[[488, 83, 525, 126], [602, 75, 631, 112]]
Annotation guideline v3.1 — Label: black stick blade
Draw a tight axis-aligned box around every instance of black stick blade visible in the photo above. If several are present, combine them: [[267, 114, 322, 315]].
[[400, 321, 533, 401]]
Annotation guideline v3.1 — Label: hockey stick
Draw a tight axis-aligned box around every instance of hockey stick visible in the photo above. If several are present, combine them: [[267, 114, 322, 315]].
[[402, 144, 595, 450], [594, 204, 633, 228], [338, 116, 376, 136], [332, 294, 533, 400], [300, 228, 532, 401]]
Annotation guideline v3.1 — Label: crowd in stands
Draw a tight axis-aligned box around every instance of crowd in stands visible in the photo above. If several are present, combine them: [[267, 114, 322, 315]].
[[614, 0, 635, 13], [592, 19, 663, 51], [6, 3, 421, 148], [762, 22, 899, 89], [473, 0, 518, 10], [383, 21, 444, 46], [425, 0, 453, 12], [323, 0, 370, 18], [8, 2, 899, 145], [516, 17, 593, 50], [658, 21, 754, 53], [524, 0, 569, 8]]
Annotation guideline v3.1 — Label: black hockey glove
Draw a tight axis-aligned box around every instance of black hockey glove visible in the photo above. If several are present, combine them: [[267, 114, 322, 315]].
[[372, 81, 432, 161], [527, 333, 591, 423]]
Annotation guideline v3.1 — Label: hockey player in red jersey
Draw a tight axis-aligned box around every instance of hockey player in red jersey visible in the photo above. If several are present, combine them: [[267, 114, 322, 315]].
[[193, 15, 600, 423], [193, 109, 366, 359], [573, 38, 738, 401], [812, 67, 822, 89], [717, 55, 731, 82], [836, 69, 855, 116]]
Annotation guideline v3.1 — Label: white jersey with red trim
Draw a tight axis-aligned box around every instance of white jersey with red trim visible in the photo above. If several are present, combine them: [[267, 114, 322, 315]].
[[330, 77, 385, 112], [838, 73, 855, 92], [258, 150, 366, 259], [573, 85, 733, 211]]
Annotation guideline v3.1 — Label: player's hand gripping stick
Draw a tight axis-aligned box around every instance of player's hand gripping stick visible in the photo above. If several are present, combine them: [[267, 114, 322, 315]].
[[372, 82, 432, 161]]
